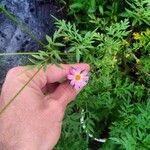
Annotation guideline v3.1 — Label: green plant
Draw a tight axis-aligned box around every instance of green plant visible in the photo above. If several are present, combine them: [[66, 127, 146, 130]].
[[0, 0, 150, 149], [108, 99, 150, 150], [121, 0, 150, 26]]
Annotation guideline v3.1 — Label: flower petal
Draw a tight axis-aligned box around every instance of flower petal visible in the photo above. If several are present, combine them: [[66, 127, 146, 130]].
[[67, 74, 74, 80], [81, 70, 88, 76], [82, 76, 89, 81], [74, 81, 87, 89], [70, 67, 77, 74], [79, 81, 87, 87], [74, 84, 81, 90], [75, 68, 82, 74], [71, 67, 81, 75], [68, 67, 89, 90], [70, 79, 76, 86]]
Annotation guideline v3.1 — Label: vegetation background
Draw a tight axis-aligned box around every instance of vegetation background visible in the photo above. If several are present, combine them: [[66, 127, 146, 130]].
[[0, 0, 150, 150]]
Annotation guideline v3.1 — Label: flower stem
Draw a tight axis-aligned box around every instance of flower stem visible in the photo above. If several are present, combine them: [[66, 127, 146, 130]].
[[0, 66, 42, 115], [0, 52, 39, 56], [0, 4, 45, 48]]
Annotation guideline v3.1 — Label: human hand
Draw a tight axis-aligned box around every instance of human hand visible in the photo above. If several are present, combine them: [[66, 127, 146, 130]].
[[0, 64, 90, 150]]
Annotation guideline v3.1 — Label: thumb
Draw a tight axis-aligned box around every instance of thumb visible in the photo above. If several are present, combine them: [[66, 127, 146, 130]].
[[48, 64, 90, 108], [46, 65, 90, 108]]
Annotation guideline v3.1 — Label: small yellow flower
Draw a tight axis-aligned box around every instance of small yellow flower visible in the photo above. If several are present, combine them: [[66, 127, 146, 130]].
[[125, 54, 130, 58], [133, 32, 141, 40], [112, 56, 117, 68], [63, 36, 70, 42], [123, 40, 130, 47], [145, 29, 150, 36], [136, 59, 140, 63], [113, 56, 117, 62]]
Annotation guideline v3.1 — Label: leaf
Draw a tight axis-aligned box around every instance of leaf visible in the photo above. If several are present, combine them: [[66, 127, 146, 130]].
[[76, 49, 82, 63], [28, 58, 38, 64], [88, 0, 96, 13], [53, 51, 62, 61], [53, 43, 65, 47], [32, 54, 43, 60], [99, 5, 104, 15], [70, 3, 83, 10], [46, 35, 52, 43]]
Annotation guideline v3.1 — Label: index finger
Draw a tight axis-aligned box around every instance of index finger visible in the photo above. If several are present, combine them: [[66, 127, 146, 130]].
[[45, 63, 90, 83]]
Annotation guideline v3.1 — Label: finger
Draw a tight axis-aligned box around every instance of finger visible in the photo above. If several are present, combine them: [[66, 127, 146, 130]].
[[24, 63, 89, 90], [42, 83, 60, 95], [44, 63, 90, 102], [45, 63, 90, 83], [3, 64, 90, 91], [47, 81, 85, 108]]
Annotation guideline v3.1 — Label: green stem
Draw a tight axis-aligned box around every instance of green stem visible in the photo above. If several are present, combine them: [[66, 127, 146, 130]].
[[0, 52, 39, 56], [0, 52, 68, 56], [0, 66, 42, 115]]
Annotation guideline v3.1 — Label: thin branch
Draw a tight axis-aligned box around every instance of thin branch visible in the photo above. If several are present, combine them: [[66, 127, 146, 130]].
[[0, 66, 42, 115], [0, 52, 39, 56]]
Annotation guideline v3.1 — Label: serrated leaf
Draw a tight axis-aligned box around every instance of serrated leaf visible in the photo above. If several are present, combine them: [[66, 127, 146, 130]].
[[53, 51, 62, 61], [70, 3, 83, 10], [28, 58, 38, 64], [88, 0, 96, 13], [46, 35, 52, 43], [99, 5, 104, 15], [32, 54, 43, 60]]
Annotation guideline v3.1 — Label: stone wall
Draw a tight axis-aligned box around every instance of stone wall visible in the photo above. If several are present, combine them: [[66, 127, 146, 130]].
[[0, 0, 65, 86]]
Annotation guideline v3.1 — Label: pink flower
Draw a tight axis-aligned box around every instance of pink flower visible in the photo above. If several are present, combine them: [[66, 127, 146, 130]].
[[67, 67, 89, 90]]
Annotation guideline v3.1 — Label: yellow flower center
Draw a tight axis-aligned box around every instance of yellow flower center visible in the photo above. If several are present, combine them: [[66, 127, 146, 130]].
[[75, 74, 81, 81]]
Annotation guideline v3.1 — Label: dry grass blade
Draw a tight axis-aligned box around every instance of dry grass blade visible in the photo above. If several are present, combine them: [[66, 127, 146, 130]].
[[0, 66, 42, 116]]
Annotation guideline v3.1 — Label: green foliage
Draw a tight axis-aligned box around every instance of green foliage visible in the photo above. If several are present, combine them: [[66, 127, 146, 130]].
[[0, 0, 150, 149], [121, 0, 150, 26], [55, 0, 150, 149], [108, 99, 150, 150]]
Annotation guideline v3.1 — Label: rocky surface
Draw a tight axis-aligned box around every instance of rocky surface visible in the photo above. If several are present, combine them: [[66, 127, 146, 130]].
[[0, 0, 65, 86]]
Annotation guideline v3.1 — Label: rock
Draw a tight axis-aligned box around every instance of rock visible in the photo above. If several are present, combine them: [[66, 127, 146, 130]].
[[0, 0, 65, 86]]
